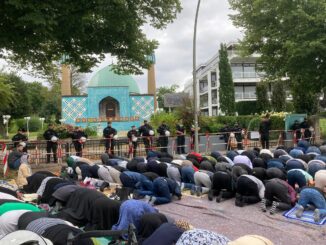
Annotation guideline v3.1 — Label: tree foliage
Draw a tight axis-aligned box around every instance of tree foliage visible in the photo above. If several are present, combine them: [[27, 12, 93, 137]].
[[229, 0, 326, 112], [156, 84, 179, 111], [271, 80, 286, 112], [256, 81, 270, 113], [218, 43, 235, 115], [0, 0, 181, 75]]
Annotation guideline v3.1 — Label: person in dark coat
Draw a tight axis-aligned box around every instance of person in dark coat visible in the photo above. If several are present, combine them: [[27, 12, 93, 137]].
[[176, 120, 186, 154], [43, 124, 59, 163], [219, 124, 230, 150], [259, 114, 271, 149], [127, 125, 139, 157], [12, 128, 28, 152], [70, 127, 88, 157], [291, 120, 301, 142], [233, 123, 243, 150], [139, 120, 154, 154], [103, 122, 117, 155], [157, 121, 170, 153], [300, 117, 312, 140]]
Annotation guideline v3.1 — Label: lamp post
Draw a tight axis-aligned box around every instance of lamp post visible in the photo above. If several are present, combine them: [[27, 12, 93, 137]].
[[24, 117, 31, 138], [193, 0, 201, 152], [2, 115, 11, 138], [39, 117, 45, 130]]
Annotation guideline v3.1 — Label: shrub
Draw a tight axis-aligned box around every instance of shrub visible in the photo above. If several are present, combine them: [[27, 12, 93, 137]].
[[150, 112, 179, 135], [28, 116, 42, 132], [84, 125, 98, 137], [236, 101, 258, 115]]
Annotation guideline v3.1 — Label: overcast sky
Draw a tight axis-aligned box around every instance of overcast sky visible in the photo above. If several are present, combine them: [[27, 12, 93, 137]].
[[0, 0, 243, 93]]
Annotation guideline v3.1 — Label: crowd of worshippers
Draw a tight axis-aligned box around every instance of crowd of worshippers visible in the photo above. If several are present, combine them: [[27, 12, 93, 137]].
[[0, 160, 278, 245]]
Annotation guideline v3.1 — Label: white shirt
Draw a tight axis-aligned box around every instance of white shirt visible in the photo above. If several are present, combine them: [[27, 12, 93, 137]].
[[0, 210, 31, 236]]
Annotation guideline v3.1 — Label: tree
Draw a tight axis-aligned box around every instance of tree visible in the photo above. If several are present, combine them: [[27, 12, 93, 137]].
[[256, 82, 270, 113], [0, 1, 181, 75], [229, 0, 326, 112], [156, 84, 179, 111], [0, 74, 15, 112], [271, 80, 286, 112], [218, 43, 235, 115]]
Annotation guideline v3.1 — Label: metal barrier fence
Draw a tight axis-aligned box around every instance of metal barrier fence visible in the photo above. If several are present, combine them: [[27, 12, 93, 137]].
[[0, 129, 320, 165]]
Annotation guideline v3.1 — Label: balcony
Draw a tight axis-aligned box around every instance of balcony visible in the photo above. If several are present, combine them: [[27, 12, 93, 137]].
[[235, 92, 257, 101], [212, 98, 217, 104], [232, 72, 264, 79]]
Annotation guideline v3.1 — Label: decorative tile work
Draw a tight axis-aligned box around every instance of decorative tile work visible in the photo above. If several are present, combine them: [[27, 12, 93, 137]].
[[62, 97, 87, 124], [131, 96, 154, 119]]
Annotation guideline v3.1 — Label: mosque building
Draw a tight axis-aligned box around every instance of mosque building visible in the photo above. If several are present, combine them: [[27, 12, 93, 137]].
[[61, 60, 157, 132]]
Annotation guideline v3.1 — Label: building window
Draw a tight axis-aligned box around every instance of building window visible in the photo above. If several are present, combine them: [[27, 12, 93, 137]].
[[243, 64, 256, 78], [201, 109, 209, 116], [244, 86, 256, 99], [212, 89, 217, 104], [199, 80, 208, 93], [211, 72, 217, 87], [200, 94, 208, 107], [212, 106, 218, 116]]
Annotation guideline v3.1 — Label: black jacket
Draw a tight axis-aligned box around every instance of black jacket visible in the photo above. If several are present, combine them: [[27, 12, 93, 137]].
[[103, 126, 117, 138], [157, 124, 169, 136], [176, 124, 185, 135], [71, 131, 88, 141], [12, 133, 28, 147], [139, 124, 153, 137], [127, 129, 139, 139], [43, 129, 59, 141]]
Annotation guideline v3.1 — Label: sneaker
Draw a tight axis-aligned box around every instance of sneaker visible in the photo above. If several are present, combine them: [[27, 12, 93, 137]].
[[190, 186, 196, 196], [313, 209, 320, 223], [196, 186, 202, 197], [235, 198, 244, 207], [295, 205, 304, 218], [180, 183, 185, 191], [261, 198, 267, 212], [208, 190, 214, 201], [144, 195, 151, 203], [270, 201, 279, 215], [216, 193, 222, 203], [149, 196, 156, 205]]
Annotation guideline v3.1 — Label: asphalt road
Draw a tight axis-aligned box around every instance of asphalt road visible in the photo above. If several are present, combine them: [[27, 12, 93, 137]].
[[157, 195, 326, 245]]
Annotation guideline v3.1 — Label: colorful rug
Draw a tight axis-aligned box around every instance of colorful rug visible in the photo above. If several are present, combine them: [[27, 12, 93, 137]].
[[283, 206, 326, 225]]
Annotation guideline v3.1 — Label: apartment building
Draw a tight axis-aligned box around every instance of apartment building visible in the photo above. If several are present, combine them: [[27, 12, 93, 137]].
[[183, 43, 266, 116]]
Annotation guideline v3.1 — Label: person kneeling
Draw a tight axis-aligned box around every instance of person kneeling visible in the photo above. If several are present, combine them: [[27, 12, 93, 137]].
[[235, 175, 265, 207]]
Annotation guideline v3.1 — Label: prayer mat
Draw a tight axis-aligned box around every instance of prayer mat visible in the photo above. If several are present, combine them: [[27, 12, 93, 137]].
[[283, 206, 326, 225]]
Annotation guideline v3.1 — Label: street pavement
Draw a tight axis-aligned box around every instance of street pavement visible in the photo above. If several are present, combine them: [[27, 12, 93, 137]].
[[157, 195, 326, 245]]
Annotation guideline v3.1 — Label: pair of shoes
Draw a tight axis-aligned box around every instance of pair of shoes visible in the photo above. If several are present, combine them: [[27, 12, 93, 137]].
[[144, 195, 151, 203], [295, 205, 304, 218], [270, 201, 279, 215], [261, 198, 267, 212], [313, 209, 320, 223], [99, 182, 110, 192], [235, 198, 244, 207], [149, 196, 156, 205], [208, 190, 214, 201]]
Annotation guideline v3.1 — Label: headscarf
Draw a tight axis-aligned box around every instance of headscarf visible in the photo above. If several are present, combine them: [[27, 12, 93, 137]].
[[176, 229, 230, 245], [228, 235, 274, 245], [138, 213, 168, 240]]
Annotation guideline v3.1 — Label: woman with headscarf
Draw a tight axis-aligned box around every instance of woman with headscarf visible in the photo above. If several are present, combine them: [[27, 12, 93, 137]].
[[209, 170, 235, 202], [23, 171, 56, 193], [261, 178, 296, 214], [16, 154, 32, 188], [235, 175, 265, 207], [138, 213, 168, 242]]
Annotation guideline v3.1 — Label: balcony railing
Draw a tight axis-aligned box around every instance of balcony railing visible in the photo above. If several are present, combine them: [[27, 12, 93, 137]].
[[232, 72, 265, 79], [235, 92, 257, 100]]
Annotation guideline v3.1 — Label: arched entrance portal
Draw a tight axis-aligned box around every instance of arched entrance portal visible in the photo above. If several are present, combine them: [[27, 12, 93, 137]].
[[99, 97, 120, 118]]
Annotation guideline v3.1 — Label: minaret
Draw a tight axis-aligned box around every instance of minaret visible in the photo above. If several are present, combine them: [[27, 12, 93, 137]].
[[147, 54, 157, 110], [61, 64, 71, 96]]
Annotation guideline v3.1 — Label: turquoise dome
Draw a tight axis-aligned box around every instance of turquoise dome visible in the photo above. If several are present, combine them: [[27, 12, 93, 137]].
[[88, 66, 140, 94]]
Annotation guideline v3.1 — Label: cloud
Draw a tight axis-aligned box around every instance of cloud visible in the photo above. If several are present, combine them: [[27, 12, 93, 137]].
[[0, 0, 242, 93]]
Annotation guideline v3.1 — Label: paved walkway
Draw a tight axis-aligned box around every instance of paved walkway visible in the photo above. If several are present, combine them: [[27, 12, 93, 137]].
[[157, 195, 326, 245]]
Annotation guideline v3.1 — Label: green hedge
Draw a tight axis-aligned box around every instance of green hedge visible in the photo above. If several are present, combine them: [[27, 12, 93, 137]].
[[150, 112, 179, 135], [236, 101, 258, 115]]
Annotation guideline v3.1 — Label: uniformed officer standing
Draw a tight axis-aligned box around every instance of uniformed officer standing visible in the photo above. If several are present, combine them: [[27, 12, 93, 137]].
[[176, 120, 186, 154], [103, 122, 117, 154], [43, 124, 59, 163]]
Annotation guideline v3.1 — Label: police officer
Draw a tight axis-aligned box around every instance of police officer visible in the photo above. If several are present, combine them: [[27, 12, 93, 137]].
[[176, 120, 186, 154], [103, 122, 117, 155], [139, 120, 154, 154], [71, 127, 88, 157], [127, 125, 139, 157], [157, 121, 170, 153], [43, 124, 59, 163], [12, 128, 28, 152]]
